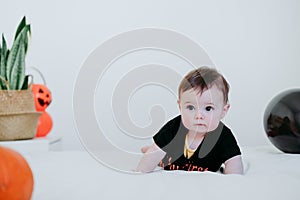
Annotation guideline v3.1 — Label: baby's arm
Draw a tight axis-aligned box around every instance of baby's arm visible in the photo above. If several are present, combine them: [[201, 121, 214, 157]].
[[136, 143, 166, 173], [223, 155, 243, 174]]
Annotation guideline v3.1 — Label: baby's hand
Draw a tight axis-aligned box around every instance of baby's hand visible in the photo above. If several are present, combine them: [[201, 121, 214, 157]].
[[141, 145, 151, 153]]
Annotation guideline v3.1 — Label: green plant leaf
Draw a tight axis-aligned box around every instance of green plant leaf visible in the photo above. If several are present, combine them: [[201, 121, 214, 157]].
[[24, 24, 31, 54], [9, 37, 25, 90], [21, 74, 29, 90], [0, 44, 1, 77], [14, 16, 26, 41], [0, 58, 2, 89], [0, 47, 2, 90], [14, 17, 31, 54], [1, 35, 8, 69], [2, 17, 30, 90], [6, 27, 28, 90], [0, 34, 8, 89], [0, 76, 4, 90], [6, 49, 10, 60], [6, 37, 21, 85]]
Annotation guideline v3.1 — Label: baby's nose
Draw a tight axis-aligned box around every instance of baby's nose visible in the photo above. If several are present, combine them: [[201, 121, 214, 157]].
[[195, 110, 205, 119]]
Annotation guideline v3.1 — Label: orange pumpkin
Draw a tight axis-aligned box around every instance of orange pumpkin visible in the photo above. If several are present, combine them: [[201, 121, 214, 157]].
[[0, 146, 34, 200], [36, 112, 53, 137], [32, 84, 52, 111]]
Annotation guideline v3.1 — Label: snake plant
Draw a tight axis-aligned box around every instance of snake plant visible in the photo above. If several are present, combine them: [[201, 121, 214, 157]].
[[0, 16, 31, 90]]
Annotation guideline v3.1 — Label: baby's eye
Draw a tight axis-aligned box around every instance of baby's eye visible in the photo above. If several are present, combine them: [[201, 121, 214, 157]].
[[186, 105, 195, 111], [205, 106, 214, 111]]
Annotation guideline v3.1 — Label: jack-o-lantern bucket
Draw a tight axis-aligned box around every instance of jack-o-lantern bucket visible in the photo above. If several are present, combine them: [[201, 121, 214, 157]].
[[31, 84, 52, 112]]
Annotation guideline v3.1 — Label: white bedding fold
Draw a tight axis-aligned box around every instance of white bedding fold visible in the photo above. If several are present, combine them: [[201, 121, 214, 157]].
[[24, 145, 300, 200]]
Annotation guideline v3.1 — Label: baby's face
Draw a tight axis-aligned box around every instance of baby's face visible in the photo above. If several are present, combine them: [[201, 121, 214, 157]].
[[178, 85, 229, 134]]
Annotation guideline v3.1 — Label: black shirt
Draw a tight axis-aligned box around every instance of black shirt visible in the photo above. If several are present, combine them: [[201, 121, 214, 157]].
[[153, 115, 241, 172]]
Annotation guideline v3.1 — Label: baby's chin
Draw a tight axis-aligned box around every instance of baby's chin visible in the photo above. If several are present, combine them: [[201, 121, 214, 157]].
[[193, 124, 219, 134], [188, 126, 208, 134]]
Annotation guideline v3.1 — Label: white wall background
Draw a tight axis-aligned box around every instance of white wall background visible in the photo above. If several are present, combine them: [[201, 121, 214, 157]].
[[1, 0, 299, 150]]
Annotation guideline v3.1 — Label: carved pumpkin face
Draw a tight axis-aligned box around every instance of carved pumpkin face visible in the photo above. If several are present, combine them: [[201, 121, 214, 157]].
[[32, 84, 52, 111]]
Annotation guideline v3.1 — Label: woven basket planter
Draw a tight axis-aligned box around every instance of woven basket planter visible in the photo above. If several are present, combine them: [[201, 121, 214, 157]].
[[0, 89, 41, 141]]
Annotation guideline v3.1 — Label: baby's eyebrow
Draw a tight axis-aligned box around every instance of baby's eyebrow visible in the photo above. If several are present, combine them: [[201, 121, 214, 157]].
[[184, 99, 197, 104]]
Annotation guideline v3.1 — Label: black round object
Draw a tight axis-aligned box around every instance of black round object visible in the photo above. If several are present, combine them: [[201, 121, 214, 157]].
[[264, 89, 300, 153]]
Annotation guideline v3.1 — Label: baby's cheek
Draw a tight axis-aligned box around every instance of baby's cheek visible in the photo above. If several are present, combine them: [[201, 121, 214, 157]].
[[208, 124, 217, 132], [181, 119, 191, 130], [206, 116, 218, 131]]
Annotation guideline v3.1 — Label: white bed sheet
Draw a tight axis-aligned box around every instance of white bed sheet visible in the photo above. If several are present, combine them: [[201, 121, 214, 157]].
[[24, 145, 300, 200]]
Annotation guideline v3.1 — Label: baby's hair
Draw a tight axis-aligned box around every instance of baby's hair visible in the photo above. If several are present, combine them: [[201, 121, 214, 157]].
[[178, 67, 230, 103]]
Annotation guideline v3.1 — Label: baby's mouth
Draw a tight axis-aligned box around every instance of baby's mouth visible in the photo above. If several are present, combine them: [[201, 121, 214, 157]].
[[195, 123, 205, 126]]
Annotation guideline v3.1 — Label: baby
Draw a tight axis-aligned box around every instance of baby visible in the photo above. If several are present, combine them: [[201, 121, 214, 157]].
[[136, 67, 243, 174]]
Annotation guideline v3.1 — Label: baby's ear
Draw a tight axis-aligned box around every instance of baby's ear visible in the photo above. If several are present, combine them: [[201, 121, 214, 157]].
[[177, 99, 181, 109], [221, 103, 230, 118]]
